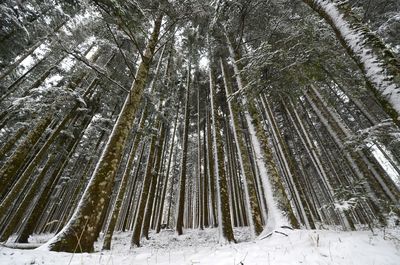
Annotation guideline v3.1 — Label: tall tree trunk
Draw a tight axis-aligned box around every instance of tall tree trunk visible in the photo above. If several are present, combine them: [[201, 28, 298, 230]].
[[302, 0, 400, 124], [175, 61, 191, 236], [156, 108, 179, 233], [102, 107, 148, 250], [0, 115, 52, 198], [131, 134, 158, 247], [197, 83, 204, 230], [219, 51, 263, 237], [46, 14, 163, 252], [142, 122, 166, 239], [206, 106, 218, 227], [209, 51, 235, 243]]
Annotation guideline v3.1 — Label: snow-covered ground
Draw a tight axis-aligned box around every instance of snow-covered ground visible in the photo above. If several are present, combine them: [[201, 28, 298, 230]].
[[1, 227, 399, 265]]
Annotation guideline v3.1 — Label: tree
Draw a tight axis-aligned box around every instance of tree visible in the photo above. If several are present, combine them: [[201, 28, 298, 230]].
[[175, 52, 192, 236], [219, 55, 263, 236], [46, 13, 163, 252], [302, 0, 400, 124], [208, 43, 235, 243], [0, 0, 399, 252]]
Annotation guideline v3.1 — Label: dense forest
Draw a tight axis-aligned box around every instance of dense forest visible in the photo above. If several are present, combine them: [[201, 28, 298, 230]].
[[0, 0, 399, 256]]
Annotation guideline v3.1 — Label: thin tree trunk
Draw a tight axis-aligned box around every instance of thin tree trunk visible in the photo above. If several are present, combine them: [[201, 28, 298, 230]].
[[202, 122, 209, 228], [131, 135, 158, 247], [209, 51, 235, 243], [175, 61, 191, 236], [142, 122, 166, 239], [156, 108, 179, 233], [121, 141, 147, 231], [0, 115, 52, 198]]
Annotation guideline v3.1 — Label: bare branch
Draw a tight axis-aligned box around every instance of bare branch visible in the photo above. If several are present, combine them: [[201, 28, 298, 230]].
[[106, 22, 136, 80], [58, 42, 129, 94]]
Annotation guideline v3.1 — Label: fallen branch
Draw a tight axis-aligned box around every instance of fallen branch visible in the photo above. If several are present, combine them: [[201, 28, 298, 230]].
[[275, 231, 288, 237], [0, 243, 41, 249]]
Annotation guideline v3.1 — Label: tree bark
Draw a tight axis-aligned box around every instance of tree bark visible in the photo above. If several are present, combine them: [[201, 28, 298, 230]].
[[175, 61, 191, 236], [47, 14, 163, 252], [130, 134, 157, 247], [220, 50, 263, 237], [102, 106, 148, 250], [209, 53, 235, 243], [302, 0, 400, 124]]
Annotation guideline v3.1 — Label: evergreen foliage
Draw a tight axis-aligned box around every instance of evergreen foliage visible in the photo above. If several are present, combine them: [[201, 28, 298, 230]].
[[0, 0, 399, 253]]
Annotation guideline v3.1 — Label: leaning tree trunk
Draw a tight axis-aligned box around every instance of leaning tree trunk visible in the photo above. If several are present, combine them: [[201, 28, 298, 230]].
[[0, 106, 78, 224], [0, 126, 27, 161], [0, 114, 52, 198], [0, 73, 99, 227], [303, 85, 394, 223], [102, 106, 148, 250], [260, 95, 313, 228], [15, 116, 90, 243], [302, 0, 400, 124], [46, 14, 163, 253], [142, 122, 166, 239], [131, 133, 158, 247]]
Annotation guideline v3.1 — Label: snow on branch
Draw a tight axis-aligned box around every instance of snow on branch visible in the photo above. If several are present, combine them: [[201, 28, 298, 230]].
[[311, 0, 400, 117]]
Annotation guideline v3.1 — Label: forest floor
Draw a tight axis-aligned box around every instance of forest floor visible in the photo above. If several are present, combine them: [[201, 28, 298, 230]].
[[0, 227, 399, 265]]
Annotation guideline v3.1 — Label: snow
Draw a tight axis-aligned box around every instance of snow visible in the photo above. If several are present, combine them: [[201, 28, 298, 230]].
[[244, 110, 287, 233], [1, 227, 399, 265], [17, 43, 50, 74], [199, 56, 209, 70], [371, 144, 400, 188], [260, 96, 310, 229], [209, 66, 225, 243], [85, 46, 99, 61], [315, 0, 400, 116], [59, 56, 75, 72], [333, 198, 358, 211]]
